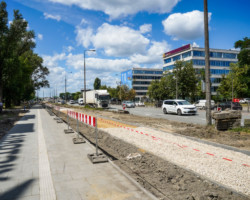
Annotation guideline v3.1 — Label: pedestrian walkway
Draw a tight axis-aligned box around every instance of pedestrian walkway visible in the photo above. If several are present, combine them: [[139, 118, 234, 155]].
[[0, 105, 154, 200]]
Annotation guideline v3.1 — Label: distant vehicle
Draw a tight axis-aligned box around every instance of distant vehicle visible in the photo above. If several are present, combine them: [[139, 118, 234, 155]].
[[82, 90, 110, 108], [218, 102, 242, 111], [122, 101, 135, 108], [241, 98, 250, 103], [135, 101, 145, 107], [194, 99, 215, 110], [110, 98, 121, 105], [78, 98, 84, 105], [239, 99, 247, 104], [162, 99, 197, 115], [69, 100, 75, 104]]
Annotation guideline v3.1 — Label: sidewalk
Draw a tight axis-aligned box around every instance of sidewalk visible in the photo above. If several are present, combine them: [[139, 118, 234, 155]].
[[0, 105, 154, 200]]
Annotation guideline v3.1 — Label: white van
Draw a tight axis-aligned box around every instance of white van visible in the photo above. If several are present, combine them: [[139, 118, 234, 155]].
[[194, 99, 215, 109], [162, 99, 197, 115]]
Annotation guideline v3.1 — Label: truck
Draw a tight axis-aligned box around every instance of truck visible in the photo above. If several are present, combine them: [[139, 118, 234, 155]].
[[82, 90, 110, 108], [78, 98, 84, 105]]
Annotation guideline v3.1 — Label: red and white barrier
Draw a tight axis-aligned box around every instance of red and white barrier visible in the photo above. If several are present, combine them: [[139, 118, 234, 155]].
[[67, 110, 96, 127]]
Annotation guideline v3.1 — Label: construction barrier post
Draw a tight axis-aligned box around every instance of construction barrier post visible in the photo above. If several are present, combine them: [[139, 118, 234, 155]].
[[64, 110, 74, 134], [95, 118, 99, 156], [88, 117, 108, 164], [72, 113, 85, 144]]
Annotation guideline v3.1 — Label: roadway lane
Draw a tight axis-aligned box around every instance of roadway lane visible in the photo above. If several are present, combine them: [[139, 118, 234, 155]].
[[109, 105, 250, 126], [65, 102, 250, 126]]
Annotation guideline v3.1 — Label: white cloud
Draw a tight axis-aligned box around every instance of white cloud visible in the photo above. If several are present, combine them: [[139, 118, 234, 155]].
[[48, 0, 180, 19], [162, 10, 212, 40], [192, 42, 200, 47], [38, 34, 43, 40], [76, 23, 150, 57], [139, 24, 152, 34], [75, 26, 93, 48], [93, 23, 150, 56], [130, 41, 171, 64], [66, 53, 138, 71], [67, 46, 74, 52], [44, 12, 61, 21]]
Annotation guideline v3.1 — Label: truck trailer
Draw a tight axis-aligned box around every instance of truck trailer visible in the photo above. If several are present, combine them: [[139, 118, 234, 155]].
[[82, 90, 110, 108]]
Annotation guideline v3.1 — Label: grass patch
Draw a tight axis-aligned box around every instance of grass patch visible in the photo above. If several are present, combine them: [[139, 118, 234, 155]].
[[230, 127, 250, 134]]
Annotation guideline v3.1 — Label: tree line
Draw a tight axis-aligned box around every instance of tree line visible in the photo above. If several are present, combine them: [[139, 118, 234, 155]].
[[0, 1, 49, 108]]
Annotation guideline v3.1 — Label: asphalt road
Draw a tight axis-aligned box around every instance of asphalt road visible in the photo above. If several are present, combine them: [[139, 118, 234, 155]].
[[67, 103, 250, 126]]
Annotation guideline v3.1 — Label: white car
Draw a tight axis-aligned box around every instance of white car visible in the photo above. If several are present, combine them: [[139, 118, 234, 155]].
[[135, 101, 145, 107], [162, 99, 197, 115], [194, 99, 215, 110]]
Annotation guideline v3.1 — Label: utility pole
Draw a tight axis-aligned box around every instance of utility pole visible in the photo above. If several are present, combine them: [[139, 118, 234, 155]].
[[204, 0, 211, 125], [65, 75, 67, 102], [176, 74, 178, 99]]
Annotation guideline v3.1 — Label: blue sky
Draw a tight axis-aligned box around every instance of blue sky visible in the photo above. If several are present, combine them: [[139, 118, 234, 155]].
[[6, 0, 250, 97]]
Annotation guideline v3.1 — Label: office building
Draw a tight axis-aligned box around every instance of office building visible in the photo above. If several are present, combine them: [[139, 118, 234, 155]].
[[121, 68, 163, 100], [163, 44, 239, 94]]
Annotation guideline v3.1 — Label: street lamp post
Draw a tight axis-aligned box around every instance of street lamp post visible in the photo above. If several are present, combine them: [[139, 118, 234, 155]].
[[84, 49, 96, 106]]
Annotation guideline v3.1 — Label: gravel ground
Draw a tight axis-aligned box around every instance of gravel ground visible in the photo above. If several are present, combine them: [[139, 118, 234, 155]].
[[101, 125, 250, 196]]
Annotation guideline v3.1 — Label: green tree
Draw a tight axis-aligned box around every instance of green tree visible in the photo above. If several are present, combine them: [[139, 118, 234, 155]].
[[147, 80, 161, 101], [173, 61, 197, 100], [0, 1, 49, 107], [100, 85, 107, 89], [107, 86, 119, 98], [217, 63, 248, 99], [94, 77, 101, 89], [234, 37, 250, 96]]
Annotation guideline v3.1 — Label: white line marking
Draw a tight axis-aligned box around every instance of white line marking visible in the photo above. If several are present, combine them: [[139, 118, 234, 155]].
[[38, 110, 56, 200]]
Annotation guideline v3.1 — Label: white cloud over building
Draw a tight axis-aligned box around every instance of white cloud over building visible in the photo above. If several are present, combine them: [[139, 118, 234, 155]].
[[162, 10, 212, 40]]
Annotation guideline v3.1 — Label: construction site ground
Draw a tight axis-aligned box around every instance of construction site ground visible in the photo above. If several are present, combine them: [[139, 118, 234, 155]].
[[1, 105, 250, 200], [57, 105, 250, 200]]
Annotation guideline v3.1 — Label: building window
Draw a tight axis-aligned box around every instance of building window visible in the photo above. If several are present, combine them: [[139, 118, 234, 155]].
[[133, 86, 148, 90], [193, 51, 205, 57], [133, 81, 151, 85], [133, 70, 163, 75], [223, 53, 237, 59], [182, 51, 191, 59], [211, 78, 221, 83], [210, 69, 229, 75], [164, 58, 171, 63], [173, 55, 181, 61], [163, 65, 175, 71], [211, 86, 219, 92], [210, 52, 222, 58], [133, 76, 162, 80], [193, 59, 236, 67]]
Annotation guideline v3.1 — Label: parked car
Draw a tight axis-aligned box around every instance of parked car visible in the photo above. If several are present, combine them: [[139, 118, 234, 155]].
[[218, 102, 242, 110], [69, 100, 75, 104], [162, 99, 197, 115], [122, 101, 135, 108], [194, 99, 215, 110], [135, 101, 145, 107]]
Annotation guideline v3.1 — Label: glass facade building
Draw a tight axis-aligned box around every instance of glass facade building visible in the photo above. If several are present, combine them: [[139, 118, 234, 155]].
[[162, 44, 239, 95], [121, 68, 163, 100]]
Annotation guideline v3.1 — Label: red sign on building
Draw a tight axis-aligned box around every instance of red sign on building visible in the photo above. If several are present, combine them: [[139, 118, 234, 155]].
[[163, 44, 191, 58]]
